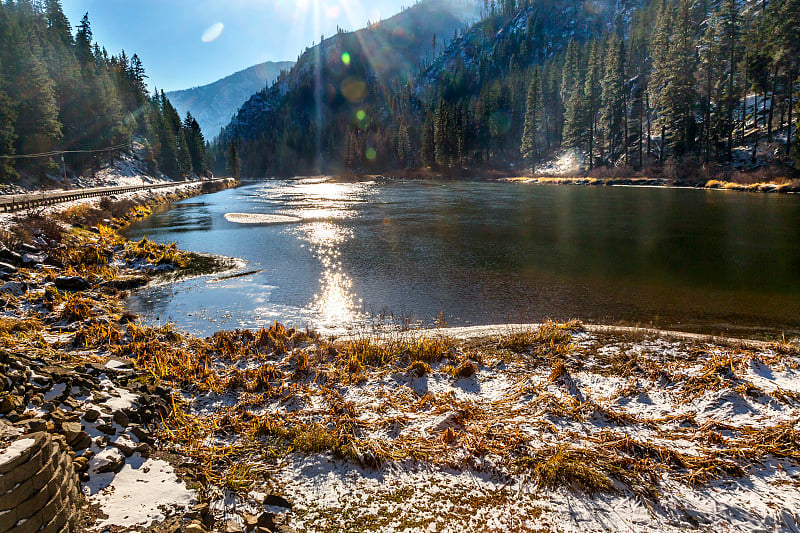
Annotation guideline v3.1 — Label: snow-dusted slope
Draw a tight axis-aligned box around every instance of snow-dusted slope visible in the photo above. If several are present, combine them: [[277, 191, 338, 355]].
[[166, 61, 293, 139]]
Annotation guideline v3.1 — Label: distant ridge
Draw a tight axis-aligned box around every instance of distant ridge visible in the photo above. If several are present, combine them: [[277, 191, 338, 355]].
[[166, 61, 293, 139]]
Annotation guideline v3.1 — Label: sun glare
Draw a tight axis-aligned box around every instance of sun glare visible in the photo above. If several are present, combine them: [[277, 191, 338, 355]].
[[201, 22, 224, 43]]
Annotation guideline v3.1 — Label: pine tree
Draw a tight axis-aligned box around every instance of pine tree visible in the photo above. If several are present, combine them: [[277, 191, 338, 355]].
[[658, 0, 698, 156], [719, 0, 742, 160], [0, 61, 17, 179], [226, 141, 241, 179], [434, 99, 451, 168], [421, 113, 435, 167], [184, 112, 207, 176], [601, 37, 626, 162], [794, 72, 800, 163], [520, 66, 541, 164], [396, 124, 411, 167], [583, 40, 602, 168]]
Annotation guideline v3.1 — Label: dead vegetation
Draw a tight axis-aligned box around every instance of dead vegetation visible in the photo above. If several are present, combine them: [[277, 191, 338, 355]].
[[0, 190, 796, 516]]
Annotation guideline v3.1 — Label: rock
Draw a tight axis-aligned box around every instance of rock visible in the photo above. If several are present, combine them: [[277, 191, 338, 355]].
[[112, 410, 129, 427], [14, 418, 47, 433], [22, 252, 47, 264], [90, 447, 125, 474], [264, 494, 292, 509], [95, 422, 116, 435], [184, 523, 205, 533], [224, 521, 243, 533], [83, 408, 100, 422], [0, 394, 23, 414], [18, 243, 39, 254], [243, 513, 259, 531], [104, 357, 134, 372], [0, 262, 17, 274], [243, 512, 278, 532], [55, 275, 91, 291], [73, 456, 89, 472], [0, 245, 22, 264], [129, 425, 151, 442], [109, 434, 140, 457], [0, 281, 26, 296], [70, 432, 91, 451], [62, 396, 80, 410], [61, 421, 83, 441]]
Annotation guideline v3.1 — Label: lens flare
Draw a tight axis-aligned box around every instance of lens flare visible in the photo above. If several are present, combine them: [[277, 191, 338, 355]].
[[341, 52, 351, 65], [201, 22, 224, 43]]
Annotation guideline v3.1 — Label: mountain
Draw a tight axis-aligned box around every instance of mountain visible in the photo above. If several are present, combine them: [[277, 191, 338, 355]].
[[166, 61, 293, 139], [217, 0, 800, 178], [216, 0, 482, 174]]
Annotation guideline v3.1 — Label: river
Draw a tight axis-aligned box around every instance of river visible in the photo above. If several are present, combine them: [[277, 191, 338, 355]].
[[124, 178, 800, 339]]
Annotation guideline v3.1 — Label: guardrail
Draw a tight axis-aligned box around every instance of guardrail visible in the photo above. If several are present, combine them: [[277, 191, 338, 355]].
[[0, 178, 231, 213]]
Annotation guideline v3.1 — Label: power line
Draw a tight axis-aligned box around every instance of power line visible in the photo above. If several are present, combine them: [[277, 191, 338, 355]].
[[0, 144, 129, 160]]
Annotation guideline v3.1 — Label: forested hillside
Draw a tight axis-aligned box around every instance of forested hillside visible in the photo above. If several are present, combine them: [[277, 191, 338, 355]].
[[0, 0, 211, 183], [219, 0, 800, 179], [213, 0, 482, 175]]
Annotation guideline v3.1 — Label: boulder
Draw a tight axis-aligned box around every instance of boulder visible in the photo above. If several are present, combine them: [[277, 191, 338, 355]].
[[264, 494, 292, 509], [112, 410, 129, 427], [0, 246, 21, 264], [90, 447, 125, 474], [61, 421, 83, 442], [0, 281, 26, 296], [54, 276, 91, 291], [22, 252, 47, 265]]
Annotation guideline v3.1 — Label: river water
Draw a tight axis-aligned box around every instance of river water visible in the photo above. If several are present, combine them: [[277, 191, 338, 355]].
[[124, 178, 800, 338]]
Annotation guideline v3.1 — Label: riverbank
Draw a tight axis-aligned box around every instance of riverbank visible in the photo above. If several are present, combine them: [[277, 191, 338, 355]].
[[502, 175, 800, 193], [0, 182, 798, 532]]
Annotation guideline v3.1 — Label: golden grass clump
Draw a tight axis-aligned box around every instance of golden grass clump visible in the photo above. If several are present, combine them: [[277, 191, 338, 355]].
[[114, 322, 219, 388], [124, 237, 188, 267], [337, 334, 454, 374], [682, 354, 738, 399], [0, 317, 42, 336], [223, 463, 256, 492], [498, 320, 582, 352], [73, 321, 122, 348], [452, 360, 476, 379], [292, 423, 344, 454], [406, 360, 431, 377], [59, 294, 95, 322], [210, 323, 313, 360], [520, 446, 616, 494]]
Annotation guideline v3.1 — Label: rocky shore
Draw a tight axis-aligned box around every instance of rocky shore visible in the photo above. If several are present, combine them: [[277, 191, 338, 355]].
[[0, 180, 292, 532]]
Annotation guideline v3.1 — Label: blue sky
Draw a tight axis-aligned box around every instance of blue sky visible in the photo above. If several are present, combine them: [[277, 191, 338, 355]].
[[61, 0, 411, 92]]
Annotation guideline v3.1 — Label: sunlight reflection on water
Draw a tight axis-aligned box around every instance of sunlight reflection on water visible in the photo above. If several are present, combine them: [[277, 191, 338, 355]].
[[285, 180, 372, 329]]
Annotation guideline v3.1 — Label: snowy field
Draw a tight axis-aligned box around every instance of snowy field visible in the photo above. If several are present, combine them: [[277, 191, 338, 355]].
[[179, 323, 800, 532]]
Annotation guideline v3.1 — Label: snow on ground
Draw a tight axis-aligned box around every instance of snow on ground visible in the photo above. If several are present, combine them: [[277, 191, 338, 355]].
[[0, 179, 203, 231], [189, 324, 800, 532], [84, 454, 196, 530]]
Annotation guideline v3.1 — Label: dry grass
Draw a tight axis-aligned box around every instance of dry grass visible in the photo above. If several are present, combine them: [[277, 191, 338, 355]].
[[59, 294, 95, 322], [0, 317, 42, 336], [498, 320, 582, 352]]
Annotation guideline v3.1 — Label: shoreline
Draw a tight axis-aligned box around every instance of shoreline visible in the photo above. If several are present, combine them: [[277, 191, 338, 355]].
[[323, 172, 800, 194], [0, 183, 798, 532]]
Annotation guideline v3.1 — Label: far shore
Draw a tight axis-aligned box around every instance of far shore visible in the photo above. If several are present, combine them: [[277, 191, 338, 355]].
[[321, 169, 800, 194]]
